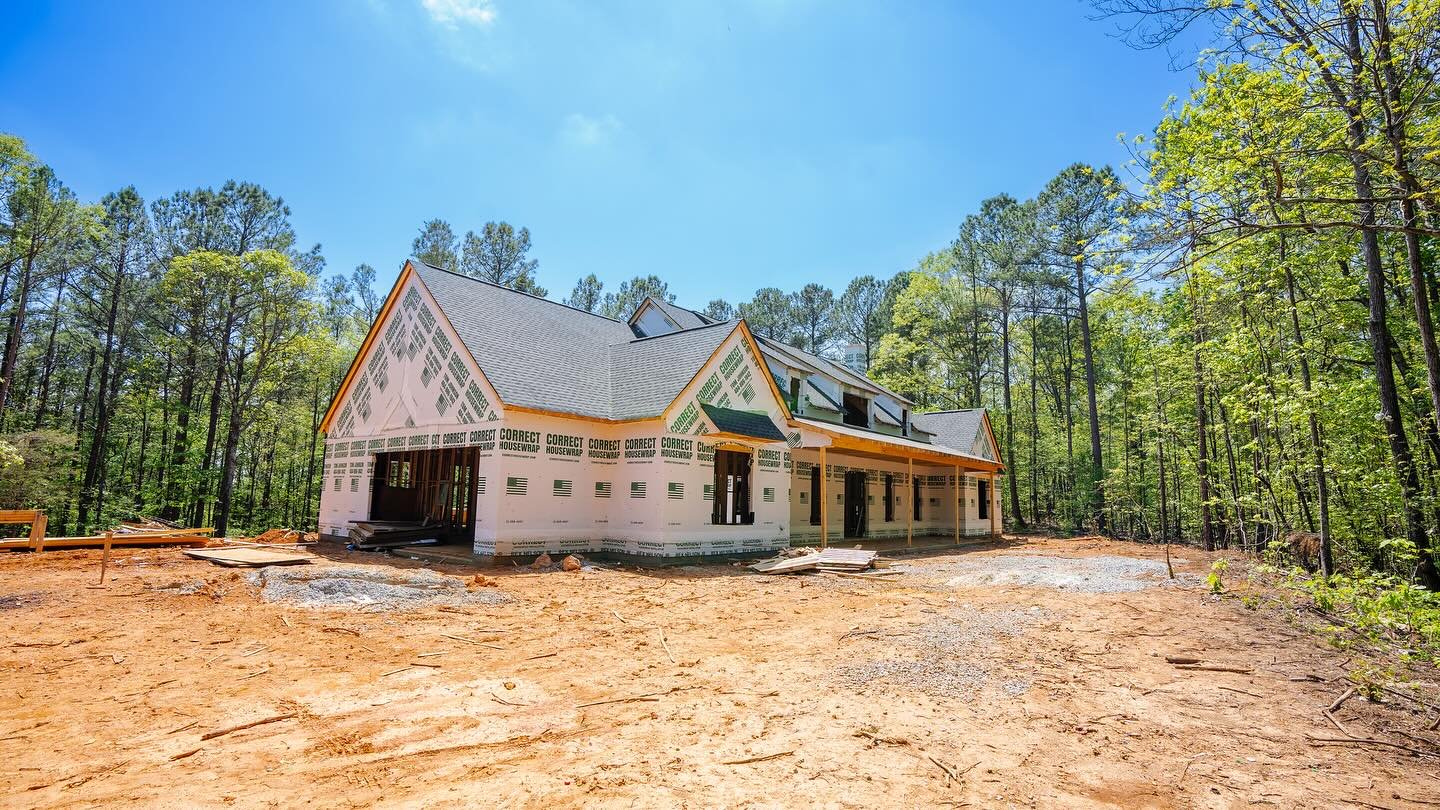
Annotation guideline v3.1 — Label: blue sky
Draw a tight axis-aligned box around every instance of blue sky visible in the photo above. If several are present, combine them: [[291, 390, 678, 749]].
[[1, 0, 1191, 307]]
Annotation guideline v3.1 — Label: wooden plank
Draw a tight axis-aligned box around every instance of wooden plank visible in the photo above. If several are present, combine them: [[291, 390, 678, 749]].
[[0, 534, 210, 551], [99, 531, 113, 584], [751, 555, 820, 573], [184, 548, 315, 567], [113, 526, 213, 536], [0, 509, 41, 523], [30, 512, 45, 551]]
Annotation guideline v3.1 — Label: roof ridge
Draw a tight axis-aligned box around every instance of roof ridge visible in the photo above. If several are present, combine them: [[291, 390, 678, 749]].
[[623, 319, 734, 344], [409, 257, 624, 324], [659, 298, 716, 324], [756, 333, 914, 405]]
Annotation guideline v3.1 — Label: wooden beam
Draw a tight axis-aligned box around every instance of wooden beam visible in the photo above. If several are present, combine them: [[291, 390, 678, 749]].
[[953, 465, 960, 544], [99, 531, 114, 584], [906, 458, 913, 548], [819, 446, 828, 549], [29, 513, 46, 551]]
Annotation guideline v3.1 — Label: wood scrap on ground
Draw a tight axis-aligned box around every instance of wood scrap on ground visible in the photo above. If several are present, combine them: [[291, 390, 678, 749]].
[[721, 750, 794, 765], [199, 712, 297, 741], [751, 548, 879, 574]]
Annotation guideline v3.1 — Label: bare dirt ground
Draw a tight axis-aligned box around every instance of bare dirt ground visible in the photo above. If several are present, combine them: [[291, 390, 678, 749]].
[[1, 536, 1437, 809]]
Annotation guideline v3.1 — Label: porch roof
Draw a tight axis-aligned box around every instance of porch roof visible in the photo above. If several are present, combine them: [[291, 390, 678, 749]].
[[790, 416, 1002, 472]]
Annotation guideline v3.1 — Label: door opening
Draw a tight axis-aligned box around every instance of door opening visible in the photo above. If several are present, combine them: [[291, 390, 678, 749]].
[[370, 447, 480, 542], [843, 470, 867, 538]]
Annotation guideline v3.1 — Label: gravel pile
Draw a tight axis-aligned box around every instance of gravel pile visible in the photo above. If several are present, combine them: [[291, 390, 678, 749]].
[[834, 606, 1048, 698], [834, 656, 990, 695], [930, 554, 1181, 593], [905, 606, 1048, 651], [248, 565, 511, 612]]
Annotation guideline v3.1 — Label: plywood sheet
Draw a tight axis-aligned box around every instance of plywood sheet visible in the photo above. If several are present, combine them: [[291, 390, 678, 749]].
[[184, 548, 315, 567]]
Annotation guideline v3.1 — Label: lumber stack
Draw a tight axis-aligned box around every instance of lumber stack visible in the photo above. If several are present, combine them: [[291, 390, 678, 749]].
[[0, 525, 212, 552], [347, 520, 442, 549], [751, 548, 878, 574]]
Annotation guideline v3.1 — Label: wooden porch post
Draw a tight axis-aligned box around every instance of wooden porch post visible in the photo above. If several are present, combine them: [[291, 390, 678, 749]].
[[906, 457, 913, 548], [953, 464, 960, 545], [990, 471, 999, 537], [819, 446, 828, 549]]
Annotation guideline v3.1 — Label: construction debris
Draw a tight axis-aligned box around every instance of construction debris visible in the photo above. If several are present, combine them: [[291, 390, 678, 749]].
[[530, 552, 553, 569], [184, 548, 315, 568], [0, 521, 212, 552], [561, 554, 582, 572], [346, 521, 442, 550], [230, 528, 318, 546], [751, 548, 878, 574]]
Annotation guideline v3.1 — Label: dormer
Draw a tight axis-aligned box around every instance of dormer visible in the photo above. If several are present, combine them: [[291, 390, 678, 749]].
[[629, 298, 683, 337]]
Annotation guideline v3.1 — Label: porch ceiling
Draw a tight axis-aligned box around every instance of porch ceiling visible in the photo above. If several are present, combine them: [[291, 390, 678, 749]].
[[790, 416, 1002, 473]]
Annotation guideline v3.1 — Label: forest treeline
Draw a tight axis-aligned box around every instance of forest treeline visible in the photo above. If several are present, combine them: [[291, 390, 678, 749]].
[[1, 1, 1438, 588]]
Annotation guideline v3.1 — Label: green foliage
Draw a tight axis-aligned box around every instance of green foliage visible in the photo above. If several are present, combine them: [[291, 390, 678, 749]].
[[1299, 573, 1440, 659], [1207, 558, 1229, 594], [0, 431, 77, 515]]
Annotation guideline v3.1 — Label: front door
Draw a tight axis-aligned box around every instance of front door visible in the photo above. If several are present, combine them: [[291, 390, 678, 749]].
[[843, 470, 867, 538]]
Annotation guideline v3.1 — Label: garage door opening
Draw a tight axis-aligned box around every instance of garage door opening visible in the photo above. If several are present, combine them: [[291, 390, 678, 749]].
[[369, 447, 480, 541]]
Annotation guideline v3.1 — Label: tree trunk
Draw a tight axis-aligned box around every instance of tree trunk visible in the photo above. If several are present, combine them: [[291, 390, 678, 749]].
[[1284, 263, 1333, 575], [214, 355, 246, 539], [1074, 257, 1105, 532], [1191, 280, 1214, 552], [1000, 293, 1023, 527], [0, 252, 38, 423]]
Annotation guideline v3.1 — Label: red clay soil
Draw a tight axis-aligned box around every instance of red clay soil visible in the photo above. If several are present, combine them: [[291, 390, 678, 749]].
[[0, 536, 1436, 808]]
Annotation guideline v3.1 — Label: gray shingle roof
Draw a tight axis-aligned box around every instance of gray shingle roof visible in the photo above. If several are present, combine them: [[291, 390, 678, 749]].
[[754, 335, 914, 406], [412, 260, 732, 421], [608, 323, 732, 420], [910, 410, 988, 456]]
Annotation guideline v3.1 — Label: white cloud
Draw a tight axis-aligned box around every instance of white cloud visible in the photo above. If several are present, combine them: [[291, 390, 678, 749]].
[[420, 0, 496, 28], [560, 113, 622, 147]]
